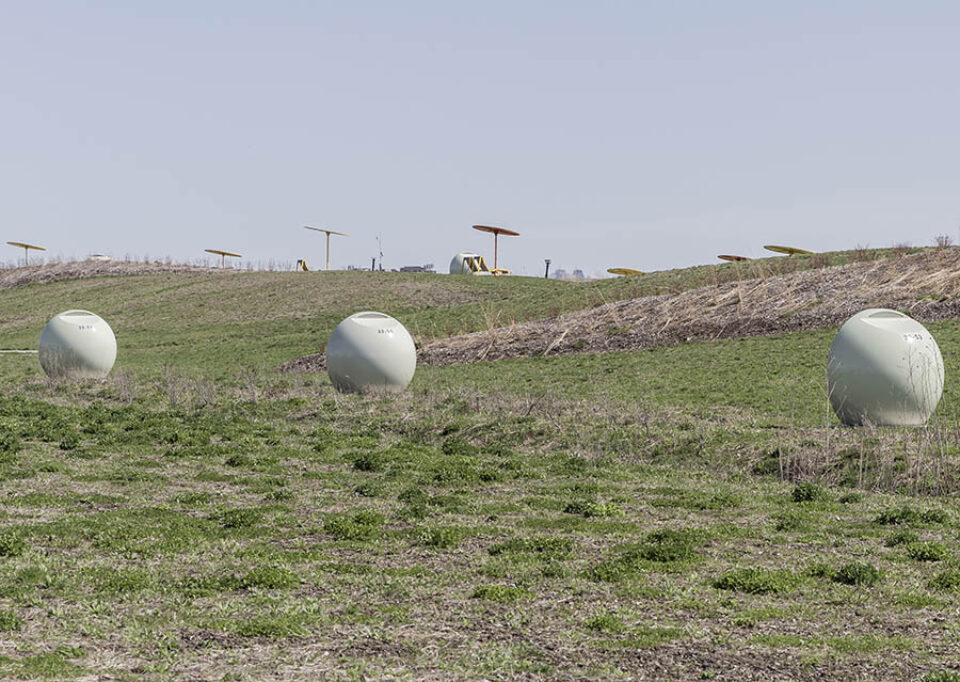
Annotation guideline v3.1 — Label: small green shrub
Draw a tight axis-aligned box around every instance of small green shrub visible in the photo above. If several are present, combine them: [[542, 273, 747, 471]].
[[832, 562, 881, 586], [874, 507, 919, 525], [58, 432, 82, 451], [773, 511, 809, 532], [0, 534, 27, 557], [218, 508, 262, 529], [638, 529, 703, 563], [324, 511, 384, 541], [584, 611, 626, 634], [416, 526, 462, 549], [471, 585, 530, 602], [0, 609, 22, 631], [928, 569, 960, 592], [874, 507, 948, 526], [804, 562, 835, 579], [352, 451, 385, 472], [442, 438, 478, 456], [906, 541, 950, 562], [225, 453, 251, 467], [838, 492, 863, 504], [233, 615, 308, 638], [792, 483, 828, 503], [563, 500, 624, 518], [239, 566, 299, 590], [488, 537, 573, 560], [884, 529, 918, 548], [354, 481, 385, 498], [0, 432, 21, 457], [921, 671, 960, 682], [713, 567, 802, 595]]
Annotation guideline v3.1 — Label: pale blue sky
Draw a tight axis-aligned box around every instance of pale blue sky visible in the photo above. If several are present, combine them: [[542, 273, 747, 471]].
[[2, 2, 958, 275]]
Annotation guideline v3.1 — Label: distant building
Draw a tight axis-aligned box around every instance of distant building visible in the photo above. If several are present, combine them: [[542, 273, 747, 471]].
[[397, 263, 436, 273]]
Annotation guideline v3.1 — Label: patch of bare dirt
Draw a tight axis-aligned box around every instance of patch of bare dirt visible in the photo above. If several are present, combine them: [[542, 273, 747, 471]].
[[0, 260, 226, 290], [281, 249, 960, 372]]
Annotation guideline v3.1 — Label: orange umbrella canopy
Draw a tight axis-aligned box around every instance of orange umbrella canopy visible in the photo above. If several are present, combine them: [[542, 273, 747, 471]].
[[718, 254, 751, 262], [204, 248, 242, 268], [7, 241, 46, 265], [764, 245, 814, 256], [607, 268, 644, 276], [472, 225, 520, 237], [471, 225, 519, 270]]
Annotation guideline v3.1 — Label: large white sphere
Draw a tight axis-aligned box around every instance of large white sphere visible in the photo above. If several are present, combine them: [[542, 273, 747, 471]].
[[38, 310, 117, 379], [326, 312, 416, 393], [827, 309, 943, 426]]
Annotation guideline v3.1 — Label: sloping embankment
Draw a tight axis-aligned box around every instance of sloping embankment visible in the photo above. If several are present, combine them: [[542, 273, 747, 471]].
[[281, 249, 960, 372]]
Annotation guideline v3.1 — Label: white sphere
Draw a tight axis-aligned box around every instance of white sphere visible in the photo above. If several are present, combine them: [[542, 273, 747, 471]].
[[326, 312, 416, 393], [38, 310, 117, 379], [449, 252, 491, 275], [827, 309, 943, 426]]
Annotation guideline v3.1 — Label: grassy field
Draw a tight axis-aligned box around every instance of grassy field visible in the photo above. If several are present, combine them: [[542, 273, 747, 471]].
[[1, 260, 959, 680], [0, 247, 919, 377]]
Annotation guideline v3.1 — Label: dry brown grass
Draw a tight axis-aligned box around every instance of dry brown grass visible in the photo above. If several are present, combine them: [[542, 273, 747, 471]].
[[412, 249, 960, 367]]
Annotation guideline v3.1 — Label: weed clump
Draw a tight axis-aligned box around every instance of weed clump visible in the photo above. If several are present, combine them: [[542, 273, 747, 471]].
[[884, 529, 918, 547], [233, 615, 308, 638], [773, 511, 810, 532], [217, 508, 262, 529], [488, 537, 573, 560], [584, 611, 626, 634], [638, 529, 703, 563], [590, 531, 704, 582], [0, 534, 27, 557], [832, 562, 882, 586], [921, 671, 960, 682], [324, 511, 384, 541], [416, 526, 463, 549], [906, 542, 950, 562], [239, 566, 299, 590], [563, 500, 624, 518], [0, 432, 20, 460], [471, 585, 530, 602], [792, 483, 828, 503], [351, 451, 385, 472], [713, 567, 802, 595], [0, 609, 22, 631], [928, 569, 960, 592], [874, 507, 948, 526]]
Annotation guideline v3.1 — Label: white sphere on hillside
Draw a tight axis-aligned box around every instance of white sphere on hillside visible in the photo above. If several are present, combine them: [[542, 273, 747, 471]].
[[449, 252, 491, 275], [827, 309, 943, 426], [326, 312, 416, 393], [38, 310, 117, 379]]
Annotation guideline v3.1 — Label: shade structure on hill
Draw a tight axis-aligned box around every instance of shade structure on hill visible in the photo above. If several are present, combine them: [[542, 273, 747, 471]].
[[38, 310, 117, 379], [827, 309, 943, 426], [326, 312, 416, 393]]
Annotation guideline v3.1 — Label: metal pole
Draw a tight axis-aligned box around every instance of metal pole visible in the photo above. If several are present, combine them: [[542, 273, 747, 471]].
[[326, 232, 331, 271], [494, 233, 499, 270], [544, 259, 551, 279], [24, 247, 28, 266]]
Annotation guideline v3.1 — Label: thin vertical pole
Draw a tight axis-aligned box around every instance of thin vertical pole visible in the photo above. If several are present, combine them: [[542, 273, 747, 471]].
[[494, 233, 499, 270], [24, 248, 28, 266], [326, 232, 331, 271]]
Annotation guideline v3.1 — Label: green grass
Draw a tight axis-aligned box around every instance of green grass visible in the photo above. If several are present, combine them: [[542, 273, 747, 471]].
[[0, 250, 956, 678]]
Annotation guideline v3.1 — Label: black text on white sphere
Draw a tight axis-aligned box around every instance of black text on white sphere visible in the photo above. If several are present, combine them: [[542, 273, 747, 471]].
[[38, 310, 117, 379], [326, 312, 416, 393], [827, 309, 943, 426]]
